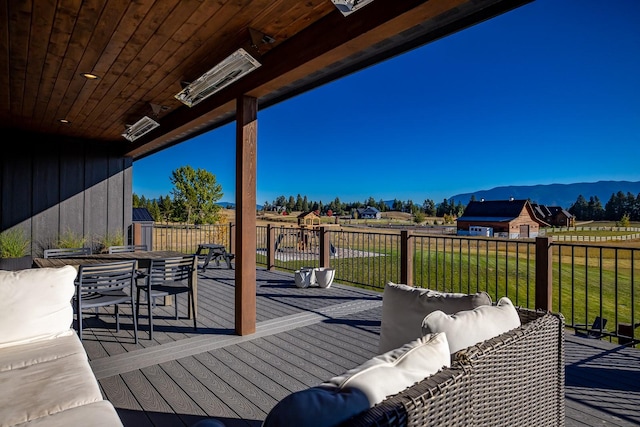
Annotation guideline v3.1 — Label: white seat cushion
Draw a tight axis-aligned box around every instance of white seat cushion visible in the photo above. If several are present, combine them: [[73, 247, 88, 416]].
[[379, 282, 491, 353], [323, 332, 450, 405], [421, 296, 521, 354]]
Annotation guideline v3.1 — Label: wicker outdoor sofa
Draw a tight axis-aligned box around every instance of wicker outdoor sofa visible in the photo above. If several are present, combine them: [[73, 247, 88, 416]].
[[203, 283, 566, 427], [341, 307, 565, 427]]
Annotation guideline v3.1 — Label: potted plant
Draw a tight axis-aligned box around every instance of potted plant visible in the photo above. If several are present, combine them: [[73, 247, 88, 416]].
[[314, 267, 336, 288], [0, 228, 32, 270]]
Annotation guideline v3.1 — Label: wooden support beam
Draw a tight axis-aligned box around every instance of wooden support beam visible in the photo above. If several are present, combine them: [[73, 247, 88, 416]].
[[235, 96, 257, 336]]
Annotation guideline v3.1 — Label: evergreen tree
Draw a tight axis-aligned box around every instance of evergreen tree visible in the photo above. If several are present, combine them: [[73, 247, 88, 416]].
[[366, 196, 377, 208], [148, 200, 161, 221], [605, 192, 626, 220], [436, 198, 450, 217], [587, 196, 604, 220], [405, 200, 414, 214], [569, 195, 588, 220], [275, 195, 286, 210]]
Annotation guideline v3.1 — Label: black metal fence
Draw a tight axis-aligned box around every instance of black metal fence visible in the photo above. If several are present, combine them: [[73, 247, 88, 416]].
[[152, 222, 640, 346]]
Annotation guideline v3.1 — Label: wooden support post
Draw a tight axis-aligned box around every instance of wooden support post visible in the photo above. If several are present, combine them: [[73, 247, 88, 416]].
[[229, 222, 235, 254], [235, 96, 257, 336], [267, 224, 276, 271], [535, 236, 553, 311], [133, 223, 142, 245], [319, 227, 330, 268], [400, 230, 413, 286]]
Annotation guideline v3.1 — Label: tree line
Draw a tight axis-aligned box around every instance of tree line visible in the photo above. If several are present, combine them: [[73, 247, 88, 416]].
[[568, 191, 640, 221], [260, 195, 466, 218], [133, 166, 639, 224]]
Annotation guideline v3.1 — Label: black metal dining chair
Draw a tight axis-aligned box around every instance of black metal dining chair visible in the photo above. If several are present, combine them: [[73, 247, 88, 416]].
[[44, 247, 92, 258], [136, 255, 197, 340], [74, 260, 138, 344], [108, 244, 148, 253]]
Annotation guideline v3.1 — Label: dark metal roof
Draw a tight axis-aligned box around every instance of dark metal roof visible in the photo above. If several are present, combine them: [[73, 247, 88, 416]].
[[457, 216, 514, 223], [133, 208, 154, 222], [461, 199, 529, 218]]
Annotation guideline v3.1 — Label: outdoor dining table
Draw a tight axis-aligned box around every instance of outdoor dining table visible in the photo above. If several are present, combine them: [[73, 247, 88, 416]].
[[33, 250, 199, 318]]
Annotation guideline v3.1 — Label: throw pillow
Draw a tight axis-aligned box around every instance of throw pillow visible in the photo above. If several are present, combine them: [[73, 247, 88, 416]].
[[378, 282, 492, 353], [0, 266, 77, 348], [262, 386, 369, 427], [262, 332, 450, 427], [421, 296, 521, 354]]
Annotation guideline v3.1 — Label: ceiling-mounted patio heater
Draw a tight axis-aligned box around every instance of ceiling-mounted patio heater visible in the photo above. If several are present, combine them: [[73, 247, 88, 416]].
[[175, 48, 261, 108], [331, 0, 375, 16], [121, 116, 159, 142]]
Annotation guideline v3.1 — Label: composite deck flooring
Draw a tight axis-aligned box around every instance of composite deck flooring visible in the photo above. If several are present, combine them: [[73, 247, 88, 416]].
[[77, 267, 640, 427]]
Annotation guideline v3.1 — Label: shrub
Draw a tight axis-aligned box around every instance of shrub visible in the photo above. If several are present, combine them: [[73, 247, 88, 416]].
[[616, 213, 631, 228], [95, 231, 125, 253], [57, 230, 87, 248], [0, 228, 30, 258]]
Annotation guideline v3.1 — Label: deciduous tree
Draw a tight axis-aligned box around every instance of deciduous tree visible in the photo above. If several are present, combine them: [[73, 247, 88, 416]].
[[170, 165, 223, 224]]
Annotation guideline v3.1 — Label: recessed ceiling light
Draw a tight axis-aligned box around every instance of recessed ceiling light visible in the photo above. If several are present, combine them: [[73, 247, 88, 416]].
[[81, 72, 100, 80], [59, 119, 70, 124]]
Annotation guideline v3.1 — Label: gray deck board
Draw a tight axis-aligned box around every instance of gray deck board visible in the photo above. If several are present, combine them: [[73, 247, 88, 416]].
[[76, 266, 640, 427]]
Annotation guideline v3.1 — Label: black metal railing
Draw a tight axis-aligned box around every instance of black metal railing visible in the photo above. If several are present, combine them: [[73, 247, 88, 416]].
[[152, 222, 639, 346]]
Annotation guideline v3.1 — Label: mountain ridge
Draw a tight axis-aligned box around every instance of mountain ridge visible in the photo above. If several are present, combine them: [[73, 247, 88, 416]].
[[219, 180, 640, 211], [448, 180, 640, 209]]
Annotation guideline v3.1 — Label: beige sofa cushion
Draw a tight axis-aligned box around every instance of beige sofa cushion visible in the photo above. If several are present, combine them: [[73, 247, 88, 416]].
[[422, 296, 521, 354], [20, 401, 124, 427], [379, 282, 491, 353], [0, 329, 86, 373], [262, 333, 450, 427], [0, 333, 104, 426], [0, 266, 77, 348]]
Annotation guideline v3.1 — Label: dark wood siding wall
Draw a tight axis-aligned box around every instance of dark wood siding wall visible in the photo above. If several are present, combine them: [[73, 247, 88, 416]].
[[0, 136, 132, 257]]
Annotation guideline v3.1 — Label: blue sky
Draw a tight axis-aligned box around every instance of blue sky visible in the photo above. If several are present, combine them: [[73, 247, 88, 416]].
[[133, 0, 640, 206]]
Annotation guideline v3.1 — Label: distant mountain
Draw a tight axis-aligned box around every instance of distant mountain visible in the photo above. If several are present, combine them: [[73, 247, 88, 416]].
[[448, 180, 640, 209]]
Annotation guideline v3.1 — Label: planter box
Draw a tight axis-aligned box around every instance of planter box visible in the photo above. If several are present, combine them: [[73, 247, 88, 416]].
[[0, 256, 34, 271]]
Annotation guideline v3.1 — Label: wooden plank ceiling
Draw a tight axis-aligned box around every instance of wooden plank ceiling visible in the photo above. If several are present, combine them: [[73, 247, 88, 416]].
[[0, 0, 533, 160]]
